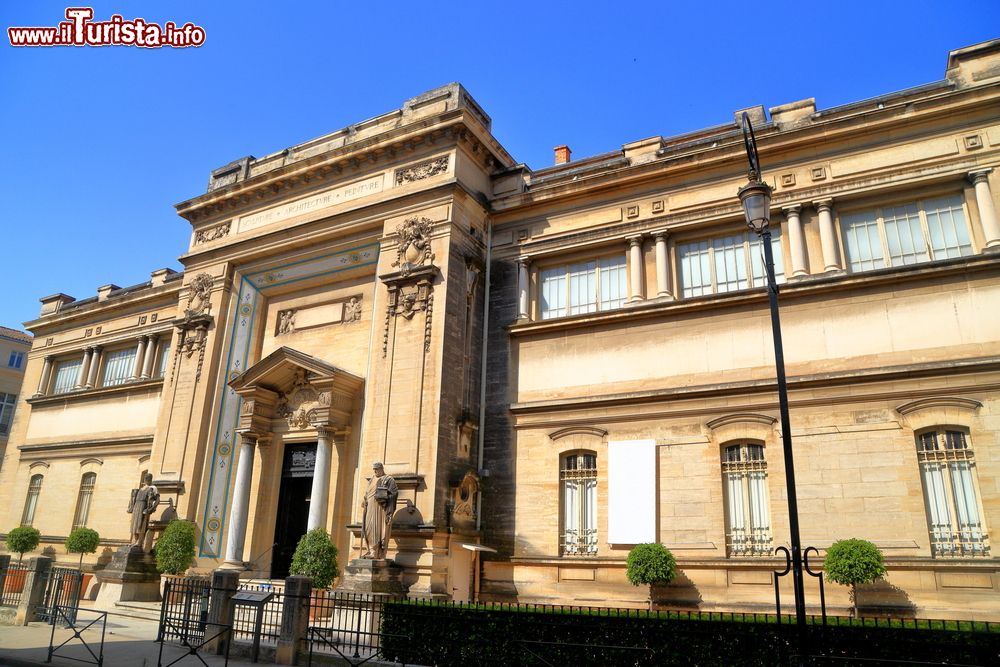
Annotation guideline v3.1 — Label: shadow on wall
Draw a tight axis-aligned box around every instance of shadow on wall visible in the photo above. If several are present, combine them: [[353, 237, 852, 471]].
[[858, 578, 916, 617], [652, 570, 702, 610]]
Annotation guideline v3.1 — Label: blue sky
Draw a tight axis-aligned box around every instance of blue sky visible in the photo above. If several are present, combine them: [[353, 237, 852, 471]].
[[1, 1, 997, 330]]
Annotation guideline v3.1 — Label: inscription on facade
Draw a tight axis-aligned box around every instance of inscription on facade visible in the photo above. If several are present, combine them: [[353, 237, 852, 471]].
[[237, 175, 385, 233]]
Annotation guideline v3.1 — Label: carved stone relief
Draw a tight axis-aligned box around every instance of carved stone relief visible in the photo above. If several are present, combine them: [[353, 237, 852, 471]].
[[391, 216, 435, 276], [277, 309, 296, 335], [344, 296, 362, 323], [275, 369, 331, 430], [185, 273, 215, 318], [194, 222, 231, 245], [451, 471, 479, 523], [394, 155, 449, 186]]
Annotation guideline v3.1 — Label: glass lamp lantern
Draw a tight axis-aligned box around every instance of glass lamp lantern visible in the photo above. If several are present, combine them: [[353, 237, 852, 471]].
[[738, 179, 773, 235]]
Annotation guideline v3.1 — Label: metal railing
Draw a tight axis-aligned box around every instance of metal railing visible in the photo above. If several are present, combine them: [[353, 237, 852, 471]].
[[233, 583, 284, 646], [0, 563, 30, 606]]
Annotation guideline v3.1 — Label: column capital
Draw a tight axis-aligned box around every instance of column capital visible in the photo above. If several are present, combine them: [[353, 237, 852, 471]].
[[969, 168, 993, 185], [782, 204, 802, 215], [91, 345, 103, 353], [236, 430, 258, 446], [516, 256, 531, 268], [627, 234, 644, 247], [653, 231, 669, 243], [812, 199, 833, 212], [313, 424, 334, 439]]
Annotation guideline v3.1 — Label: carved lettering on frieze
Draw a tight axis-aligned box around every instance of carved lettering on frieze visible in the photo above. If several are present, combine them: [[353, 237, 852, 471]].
[[194, 221, 232, 245], [394, 155, 449, 186]]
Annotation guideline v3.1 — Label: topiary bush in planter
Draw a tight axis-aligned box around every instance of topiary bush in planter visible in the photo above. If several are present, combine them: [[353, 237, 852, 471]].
[[626, 543, 677, 609], [155, 520, 196, 575], [6, 526, 41, 565], [65, 527, 100, 569], [823, 538, 886, 617], [290, 528, 339, 589]]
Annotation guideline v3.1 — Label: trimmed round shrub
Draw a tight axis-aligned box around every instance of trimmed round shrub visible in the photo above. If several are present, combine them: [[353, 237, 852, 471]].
[[823, 538, 886, 616], [6, 526, 41, 564], [155, 520, 196, 575], [626, 543, 677, 586], [65, 527, 101, 568], [290, 528, 339, 589]]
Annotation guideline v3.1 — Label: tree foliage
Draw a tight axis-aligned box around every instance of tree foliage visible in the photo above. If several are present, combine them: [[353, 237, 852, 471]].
[[66, 527, 100, 568], [155, 520, 196, 575], [823, 539, 886, 587], [290, 528, 339, 589], [6, 526, 41, 563], [625, 543, 677, 586]]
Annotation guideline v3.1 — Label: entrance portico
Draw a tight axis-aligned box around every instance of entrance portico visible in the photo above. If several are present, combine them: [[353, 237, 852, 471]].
[[221, 346, 363, 571]]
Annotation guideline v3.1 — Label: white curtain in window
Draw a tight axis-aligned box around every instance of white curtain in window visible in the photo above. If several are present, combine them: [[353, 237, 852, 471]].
[[599, 257, 627, 310], [540, 267, 567, 319], [950, 461, 983, 547], [924, 195, 973, 259], [678, 240, 711, 298], [157, 343, 171, 377], [712, 234, 748, 293], [882, 203, 927, 266], [583, 478, 597, 552], [563, 479, 580, 552], [749, 230, 785, 287], [568, 261, 597, 315], [748, 470, 770, 533], [921, 462, 952, 547], [727, 473, 745, 532], [102, 347, 137, 386], [52, 359, 82, 394], [842, 211, 885, 272]]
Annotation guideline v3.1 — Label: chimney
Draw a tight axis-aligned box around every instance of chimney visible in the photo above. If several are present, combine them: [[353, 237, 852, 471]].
[[553, 145, 572, 165]]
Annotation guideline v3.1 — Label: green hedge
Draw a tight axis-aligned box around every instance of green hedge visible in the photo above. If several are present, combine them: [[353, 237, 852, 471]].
[[380, 602, 1000, 666]]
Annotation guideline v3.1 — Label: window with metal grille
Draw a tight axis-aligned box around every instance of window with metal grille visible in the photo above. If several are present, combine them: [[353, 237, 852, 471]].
[[841, 194, 974, 273], [52, 358, 82, 394], [540, 255, 627, 319], [72, 472, 97, 530], [678, 230, 784, 298], [21, 474, 43, 526], [101, 347, 136, 387], [561, 452, 597, 556], [722, 443, 772, 557], [916, 429, 989, 557], [0, 392, 16, 435]]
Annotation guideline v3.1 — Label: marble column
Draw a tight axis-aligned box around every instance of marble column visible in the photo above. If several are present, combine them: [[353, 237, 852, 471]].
[[222, 432, 257, 569], [814, 199, 841, 272], [75, 348, 93, 390], [783, 205, 808, 278], [85, 346, 103, 389], [140, 335, 157, 380], [516, 258, 530, 320], [654, 233, 673, 299], [969, 170, 1000, 249], [129, 337, 147, 381], [34, 356, 53, 397], [628, 235, 644, 302], [307, 426, 333, 531]]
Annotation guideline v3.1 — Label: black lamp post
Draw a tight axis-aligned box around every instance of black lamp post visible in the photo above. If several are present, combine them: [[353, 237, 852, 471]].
[[737, 112, 807, 630]]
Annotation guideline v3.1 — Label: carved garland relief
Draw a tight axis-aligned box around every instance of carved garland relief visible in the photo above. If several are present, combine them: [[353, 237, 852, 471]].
[[394, 155, 449, 186], [194, 221, 231, 245], [275, 369, 332, 430], [383, 217, 437, 356]]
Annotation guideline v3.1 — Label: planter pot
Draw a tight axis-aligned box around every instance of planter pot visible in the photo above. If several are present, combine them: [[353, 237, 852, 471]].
[[309, 589, 332, 620]]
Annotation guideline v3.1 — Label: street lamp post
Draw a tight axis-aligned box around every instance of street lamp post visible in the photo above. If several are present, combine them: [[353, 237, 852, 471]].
[[737, 112, 807, 631]]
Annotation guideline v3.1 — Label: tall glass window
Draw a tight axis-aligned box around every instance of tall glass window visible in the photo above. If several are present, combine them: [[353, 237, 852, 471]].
[[722, 443, 772, 556], [21, 474, 43, 526], [841, 194, 973, 273], [916, 429, 989, 557], [72, 473, 97, 530], [157, 342, 171, 378], [561, 453, 597, 555], [52, 358, 82, 394], [540, 255, 627, 319], [0, 392, 16, 435], [101, 347, 136, 386], [678, 230, 784, 298]]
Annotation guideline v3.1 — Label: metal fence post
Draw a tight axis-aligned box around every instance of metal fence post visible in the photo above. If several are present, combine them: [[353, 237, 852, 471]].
[[15, 556, 52, 626], [276, 575, 311, 665], [205, 569, 239, 655]]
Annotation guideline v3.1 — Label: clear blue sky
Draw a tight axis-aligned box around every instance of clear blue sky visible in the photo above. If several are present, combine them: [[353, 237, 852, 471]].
[[1, 1, 997, 330]]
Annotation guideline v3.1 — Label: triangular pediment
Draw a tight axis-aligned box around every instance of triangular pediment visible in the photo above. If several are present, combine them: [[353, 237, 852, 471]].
[[228, 346, 362, 394]]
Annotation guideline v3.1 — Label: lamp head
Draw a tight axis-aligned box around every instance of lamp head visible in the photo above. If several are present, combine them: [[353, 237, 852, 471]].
[[738, 179, 773, 235]]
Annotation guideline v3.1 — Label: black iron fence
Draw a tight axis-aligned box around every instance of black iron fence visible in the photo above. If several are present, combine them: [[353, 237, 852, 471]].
[[0, 562, 31, 606], [37, 567, 83, 624], [233, 583, 284, 646], [157, 576, 211, 645]]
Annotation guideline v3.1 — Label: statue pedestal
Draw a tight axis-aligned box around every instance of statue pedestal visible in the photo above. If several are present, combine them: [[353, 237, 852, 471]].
[[338, 559, 404, 595], [94, 546, 161, 608]]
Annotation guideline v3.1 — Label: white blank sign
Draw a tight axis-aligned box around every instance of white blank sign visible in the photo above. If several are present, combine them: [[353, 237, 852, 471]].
[[608, 439, 657, 544]]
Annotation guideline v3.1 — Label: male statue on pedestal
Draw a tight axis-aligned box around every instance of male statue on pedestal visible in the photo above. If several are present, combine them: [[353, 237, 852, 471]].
[[361, 462, 398, 560], [128, 473, 160, 552]]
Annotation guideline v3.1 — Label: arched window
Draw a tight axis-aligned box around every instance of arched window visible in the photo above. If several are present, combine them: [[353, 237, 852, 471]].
[[561, 452, 597, 555], [916, 429, 989, 556], [72, 472, 97, 530], [722, 442, 772, 556], [21, 474, 43, 526]]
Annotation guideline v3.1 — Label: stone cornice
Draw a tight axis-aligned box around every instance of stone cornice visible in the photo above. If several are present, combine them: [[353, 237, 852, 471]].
[[23, 282, 182, 333], [27, 377, 163, 407]]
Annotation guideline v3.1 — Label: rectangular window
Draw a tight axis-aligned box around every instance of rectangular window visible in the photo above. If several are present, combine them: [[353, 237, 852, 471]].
[[722, 443, 772, 557], [561, 454, 597, 555], [0, 392, 17, 435], [841, 194, 973, 273], [157, 342, 171, 378], [917, 430, 990, 557], [8, 351, 24, 369], [101, 347, 136, 387], [21, 474, 43, 526], [540, 255, 626, 320], [678, 231, 784, 298], [52, 358, 82, 394], [72, 473, 97, 530]]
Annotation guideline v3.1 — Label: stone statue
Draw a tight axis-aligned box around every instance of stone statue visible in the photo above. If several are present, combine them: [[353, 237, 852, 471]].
[[128, 473, 160, 551], [361, 462, 398, 560]]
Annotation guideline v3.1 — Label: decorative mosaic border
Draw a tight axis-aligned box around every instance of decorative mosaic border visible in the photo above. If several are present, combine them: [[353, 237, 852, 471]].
[[199, 243, 380, 557]]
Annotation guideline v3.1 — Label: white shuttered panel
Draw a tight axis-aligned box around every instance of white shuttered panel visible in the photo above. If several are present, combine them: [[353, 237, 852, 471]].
[[608, 439, 657, 544]]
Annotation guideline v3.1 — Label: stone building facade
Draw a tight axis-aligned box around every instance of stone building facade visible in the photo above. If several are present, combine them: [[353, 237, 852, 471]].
[[1, 40, 999, 619], [0, 326, 32, 464]]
